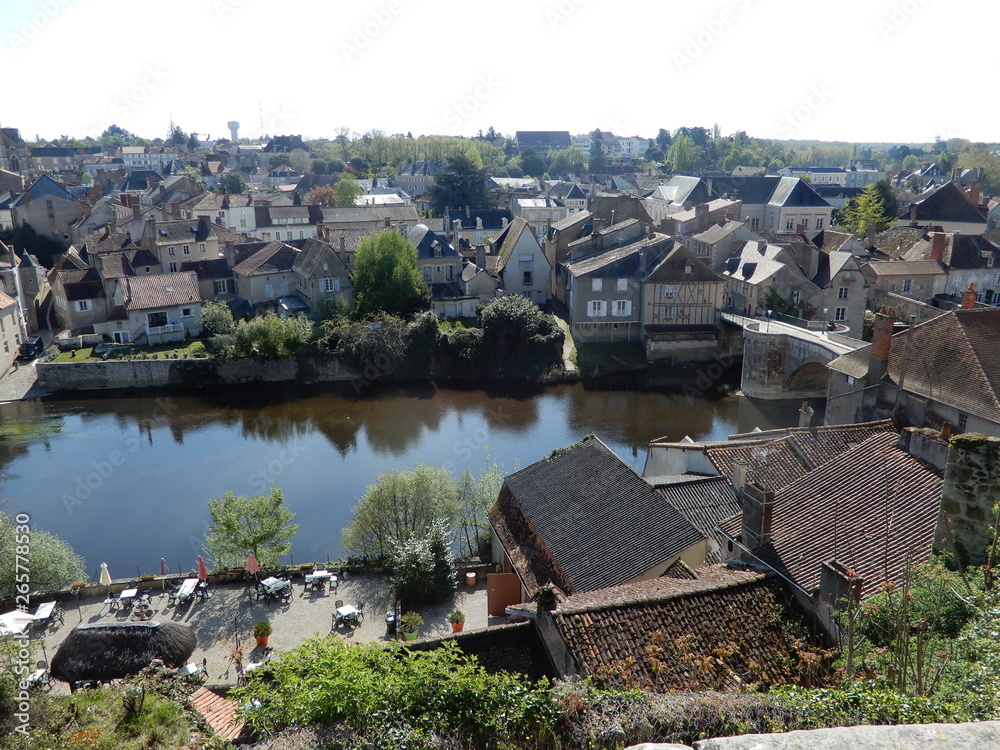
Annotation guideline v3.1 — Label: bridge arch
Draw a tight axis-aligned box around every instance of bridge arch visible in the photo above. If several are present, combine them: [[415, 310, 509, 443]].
[[783, 361, 828, 392]]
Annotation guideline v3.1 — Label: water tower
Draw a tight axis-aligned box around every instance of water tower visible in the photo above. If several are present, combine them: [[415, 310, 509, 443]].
[[227, 121, 239, 141]]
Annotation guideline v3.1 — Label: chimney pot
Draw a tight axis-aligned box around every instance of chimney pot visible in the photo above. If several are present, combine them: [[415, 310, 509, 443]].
[[867, 306, 897, 383], [930, 232, 946, 261], [962, 282, 977, 309], [939, 421, 952, 441]]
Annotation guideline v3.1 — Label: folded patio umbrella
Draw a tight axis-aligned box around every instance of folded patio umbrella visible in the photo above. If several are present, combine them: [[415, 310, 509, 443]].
[[99, 562, 112, 590], [197, 555, 209, 581], [159, 558, 169, 576], [245, 553, 260, 576]]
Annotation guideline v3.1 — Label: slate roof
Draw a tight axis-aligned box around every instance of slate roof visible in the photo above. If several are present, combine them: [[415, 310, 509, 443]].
[[828, 308, 1000, 424], [493, 217, 547, 271], [552, 566, 809, 690], [550, 210, 592, 233], [515, 131, 572, 151], [752, 432, 943, 599], [397, 160, 439, 176], [147, 218, 213, 244], [232, 241, 297, 276], [650, 176, 711, 206], [292, 238, 347, 278], [407, 224, 462, 259], [545, 182, 587, 201], [568, 232, 672, 278], [22, 174, 74, 202], [179, 259, 232, 280], [866, 260, 946, 277], [121, 272, 200, 310], [768, 177, 830, 208], [655, 476, 740, 564], [446, 208, 512, 231], [84, 230, 138, 256], [901, 233, 1000, 269], [708, 177, 783, 205], [489, 436, 703, 595], [645, 244, 720, 284], [900, 182, 985, 225], [691, 220, 749, 245], [181, 192, 253, 212]]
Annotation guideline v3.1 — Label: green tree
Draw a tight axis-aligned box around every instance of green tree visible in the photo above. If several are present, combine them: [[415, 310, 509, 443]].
[[351, 230, 430, 317], [201, 300, 235, 335], [268, 153, 294, 169], [588, 129, 606, 174], [332, 173, 363, 207], [656, 127, 672, 151], [216, 172, 246, 194], [425, 151, 489, 214], [390, 519, 456, 606], [341, 462, 461, 562], [839, 182, 897, 237], [668, 133, 694, 172], [479, 293, 561, 368], [548, 146, 586, 175], [456, 453, 505, 558], [0, 512, 85, 593], [168, 123, 187, 146], [902, 154, 921, 172], [204, 487, 298, 569], [518, 149, 547, 177], [231, 313, 312, 357]]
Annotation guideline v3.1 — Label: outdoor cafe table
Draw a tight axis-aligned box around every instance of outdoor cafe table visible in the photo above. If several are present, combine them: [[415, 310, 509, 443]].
[[304, 570, 333, 589], [261, 577, 290, 594], [119, 588, 139, 607], [335, 604, 361, 626], [0, 610, 36, 636], [177, 578, 199, 603]]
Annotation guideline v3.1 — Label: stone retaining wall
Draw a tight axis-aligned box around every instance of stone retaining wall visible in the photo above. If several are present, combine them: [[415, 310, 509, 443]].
[[36, 354, 354, 391], [937, 434, 1000, 565]]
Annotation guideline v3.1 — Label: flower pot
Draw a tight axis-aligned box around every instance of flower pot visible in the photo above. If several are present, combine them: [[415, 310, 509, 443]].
[[465, 572, 477, 587], [451, 621, 464, 633], [402, 630, 418, 641], [255, 635, 269, 647]]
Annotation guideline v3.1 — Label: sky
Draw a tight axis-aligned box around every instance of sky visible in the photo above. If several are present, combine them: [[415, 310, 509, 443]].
[[0, 0, 995, 146]]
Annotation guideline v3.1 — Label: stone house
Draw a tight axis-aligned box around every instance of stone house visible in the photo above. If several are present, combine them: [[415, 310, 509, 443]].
[[140, 216, 220, 273], [684, 218, 759, 271], [97, 272, 202, 345], [48, 249, 107, 332], [0, 291, 22, 376], [291, 238, 354, 313], [231, 241, 298, 312], [490, 217, 551, 306], [707, 176, 833, 234], [896, 181, 987, 235], [9, 174, 86, 247], [179, 259, 237, 304], [513, 196, 569, 240]]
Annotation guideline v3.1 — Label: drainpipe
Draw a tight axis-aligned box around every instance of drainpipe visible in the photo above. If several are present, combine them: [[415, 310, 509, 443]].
[[893, 315, 916, 412]]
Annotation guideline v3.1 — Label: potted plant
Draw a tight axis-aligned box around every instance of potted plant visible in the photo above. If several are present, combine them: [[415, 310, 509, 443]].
[[399, 611, 423, 641], [140, 574, 155, 581], [448, 609, 465, 633], [253, 620, 272, 647]]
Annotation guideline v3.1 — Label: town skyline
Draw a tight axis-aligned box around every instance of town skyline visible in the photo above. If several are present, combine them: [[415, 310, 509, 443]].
[[2, 0, 995, 145]]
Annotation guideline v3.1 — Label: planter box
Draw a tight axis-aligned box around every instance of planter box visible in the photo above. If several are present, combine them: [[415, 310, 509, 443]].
[[402, 630, 419, 641]]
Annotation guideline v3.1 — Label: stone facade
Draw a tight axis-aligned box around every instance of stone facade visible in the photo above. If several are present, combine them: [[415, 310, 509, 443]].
[[936, 434, 1000, 565]]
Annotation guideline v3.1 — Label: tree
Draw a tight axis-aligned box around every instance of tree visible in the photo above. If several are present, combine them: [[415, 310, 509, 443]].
[[668, 134, 694, 173], [902, 154, 921, 172], [0, 512, 85, 593], [202, 300, 235, 335], [548, 146, 586, 176], [307, 185, 334, 207], [839, 182, 897, 237], [341, 463, 461, 562], [390, 519, 456, 605], [269, 153, 294, 169], [168, 124, 187, 146], [332, 173, 363, 207], [187, 132, 200, 150], [231, 313, 312, 357], [204, 487, 298, 570], [311, 159, 329, 175], [518, 148, 546, 177], [456, 453, 505, 558], [588, 129, 606, 174], [479, 294, 562, 372], [656, 128, 672, 152], [425, 151, 489, 214], [351, 230, 430, 317], [216, 172, 246, 194]]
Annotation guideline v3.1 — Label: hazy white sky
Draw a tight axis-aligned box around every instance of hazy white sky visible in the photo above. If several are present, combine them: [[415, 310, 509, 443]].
[[1, 0, 993, 145]]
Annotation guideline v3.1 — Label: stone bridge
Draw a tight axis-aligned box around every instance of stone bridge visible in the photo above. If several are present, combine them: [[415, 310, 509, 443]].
[[721, 313, 865, 400]]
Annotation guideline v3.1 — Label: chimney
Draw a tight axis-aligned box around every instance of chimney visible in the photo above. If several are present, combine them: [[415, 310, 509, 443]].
[[592, 217, 605, 235], [452, 219, 462, 248], [962, 282, 977, 309], [475, 243, 486, 270], [170, 201, 181, 218], [866, 306, 896, 383], [339, 236, 346, 253], [383, 216, 390, 228], [939, 421, 952, 441], [695, 202, 709, 224], [930, 232, 946, 261], [740, 483, 775, 548], [798, 401, 814, 428], [951, 167, 961, 183], [795, 223, 805, 235], [969, 181, 981, 207], [731, 459, 747, 495], [465, 205, 470, 218]]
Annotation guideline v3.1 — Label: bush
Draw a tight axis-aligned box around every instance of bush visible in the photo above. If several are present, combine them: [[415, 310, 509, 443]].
[[201, 301, 235, 335], [390, 520, 456, 607], [231, 313, 312, 358], [400, 611, 424, 633]]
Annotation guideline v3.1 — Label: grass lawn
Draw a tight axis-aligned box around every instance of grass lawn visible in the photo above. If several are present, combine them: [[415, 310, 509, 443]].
[[51, 340, 211, 363], [575, 342, 647, 376]]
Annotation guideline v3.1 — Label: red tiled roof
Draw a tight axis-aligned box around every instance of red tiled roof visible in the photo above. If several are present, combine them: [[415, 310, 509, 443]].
[[189, 686, 244, 740], [122, 272, 200, 310]]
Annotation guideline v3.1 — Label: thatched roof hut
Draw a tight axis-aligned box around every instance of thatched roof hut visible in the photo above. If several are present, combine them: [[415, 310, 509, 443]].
[[51, 621, 196, 686]]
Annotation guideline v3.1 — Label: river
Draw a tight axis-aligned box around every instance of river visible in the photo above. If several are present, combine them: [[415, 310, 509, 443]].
[[1, 380, 819, 579]]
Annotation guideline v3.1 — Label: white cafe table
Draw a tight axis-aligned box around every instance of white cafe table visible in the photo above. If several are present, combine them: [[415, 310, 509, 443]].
[[0, 610, 35, 636], [119, 588, 139, 606], [177, 578, 199, 602]]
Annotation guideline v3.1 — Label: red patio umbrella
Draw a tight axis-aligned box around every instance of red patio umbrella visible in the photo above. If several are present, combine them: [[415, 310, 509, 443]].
[[245, 553, 260, 577], [197, 555, 209, 581]]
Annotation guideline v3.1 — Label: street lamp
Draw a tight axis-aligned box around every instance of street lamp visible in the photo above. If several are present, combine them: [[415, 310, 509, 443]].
[[823, 308, 829, 337], [766, 309, 772, 332]]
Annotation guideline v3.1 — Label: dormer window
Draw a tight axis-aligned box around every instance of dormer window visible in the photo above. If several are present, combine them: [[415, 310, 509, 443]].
[[434, 246, 442, 257]]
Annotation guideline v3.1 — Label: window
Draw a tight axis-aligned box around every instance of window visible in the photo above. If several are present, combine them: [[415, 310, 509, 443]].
[[661, 284, 678, 298], [785, 218, 795, 231], [299, 231, 304, 239], [889, 284, 896, 293], [2, 341, 6, 354], [321, 277, 340, 293], [750, 217, 760, 230], [199, 243, 206, 253], [847, 375, 857, 386], [659, 305, 677, 320], [446, 265, 454, 281], [422, 266, 432, 282], [168, 247, 175, 256], [835, 307, 847, 322], [617, 278, 628, 291], [592, 278, 603, 292], [959, 414, 968, 431], [613, 300, 632, 317], [816, 218, 824, 229], [790, 290, 800, 303], [240, 218, 247, 228], [954, 273, 963, 288], [837, 287, 848, 299], [144, 266, 151, 274], [522, 271, 533, 286], [183, 244, 190, 255], [902, 279, 911, 294], [918, 283, 925, 292], [802, 219, 809, 230], [169, 261, 178, 273], [933, 278, 941, 292], [75, 300, 91, 312], [587, 300, 606, 317], [213, 279, 233, 294], [147, 311, 167, 328], [181, 307, 193, 317]]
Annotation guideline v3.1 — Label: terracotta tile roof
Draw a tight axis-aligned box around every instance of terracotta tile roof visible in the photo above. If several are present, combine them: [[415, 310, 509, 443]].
[[828, 309, 1000, 424], [755, 431, 943, 599], [121, 272, 200, 311], [706, 438, 807, 493], [189, 686, 244, 741], [404, 622, 554, 681], [490, 436, 703, 595], [552, 566, 809, 690]]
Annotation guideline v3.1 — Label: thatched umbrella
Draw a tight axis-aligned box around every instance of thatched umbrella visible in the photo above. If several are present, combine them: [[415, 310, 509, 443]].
[[51, 621, 196, 689]]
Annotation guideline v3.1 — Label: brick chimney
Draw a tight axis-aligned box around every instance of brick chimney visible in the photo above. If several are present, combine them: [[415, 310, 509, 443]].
[[866, 305, 897, 383], [930, 232, 946, 261], [475, 243, 486, 270], [962, 282, 977, 309], [968, 181, 981, 207]]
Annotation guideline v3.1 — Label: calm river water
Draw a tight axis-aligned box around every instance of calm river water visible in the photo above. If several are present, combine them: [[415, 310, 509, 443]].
[[1, 381, 817, 579]]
